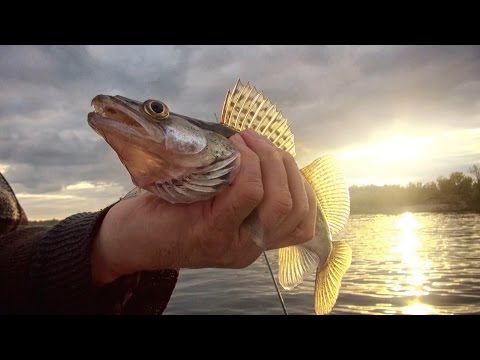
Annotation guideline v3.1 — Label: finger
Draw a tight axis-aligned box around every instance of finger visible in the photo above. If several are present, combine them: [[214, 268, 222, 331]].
[[267, 178, 317, 250], [296, 179, 317, 243], [241, 129, 292, 239], [211, 133, 264, 229], [271, 152, 310, 247]]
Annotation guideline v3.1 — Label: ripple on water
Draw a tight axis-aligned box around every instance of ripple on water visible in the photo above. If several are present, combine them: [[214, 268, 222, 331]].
[[165, 212, 480, 315]]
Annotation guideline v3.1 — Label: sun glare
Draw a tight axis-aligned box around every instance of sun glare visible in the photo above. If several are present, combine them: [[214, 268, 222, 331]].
[[397, 213, 425, 290], [333, 127, 480, 186], [396, 212, 421, 233], [393, 212, 433, 313], [402, 302, 435, 315], [338, 135, 432, 164]]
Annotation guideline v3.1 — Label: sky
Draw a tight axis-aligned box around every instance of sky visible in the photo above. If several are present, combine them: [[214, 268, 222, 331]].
[[0, 45, 479, 220]]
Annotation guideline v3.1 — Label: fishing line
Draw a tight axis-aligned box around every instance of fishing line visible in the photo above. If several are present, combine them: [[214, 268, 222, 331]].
[[263, 251, 288, 315]]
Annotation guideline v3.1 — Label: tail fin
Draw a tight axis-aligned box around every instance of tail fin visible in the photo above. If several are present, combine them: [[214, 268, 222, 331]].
[[314, 241, 352, 315]]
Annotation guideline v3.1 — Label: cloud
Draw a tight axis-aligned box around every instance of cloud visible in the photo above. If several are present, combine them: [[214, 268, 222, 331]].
[[15, 181, 125, 220], [1, 45, 479, 219], [335, 128, 480, 187]]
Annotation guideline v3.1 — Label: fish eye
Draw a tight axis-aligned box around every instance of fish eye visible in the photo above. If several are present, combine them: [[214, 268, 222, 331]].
[[143, 99, 169, 120]]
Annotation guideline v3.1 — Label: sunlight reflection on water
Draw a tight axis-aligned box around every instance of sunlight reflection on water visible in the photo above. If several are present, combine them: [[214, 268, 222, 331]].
[[165, 212, 480, 315], [394, 212, 431, 312]]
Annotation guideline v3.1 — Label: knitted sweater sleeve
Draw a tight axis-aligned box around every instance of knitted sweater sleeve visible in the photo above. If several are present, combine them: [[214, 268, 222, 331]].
[[0, 204, 179, 314]]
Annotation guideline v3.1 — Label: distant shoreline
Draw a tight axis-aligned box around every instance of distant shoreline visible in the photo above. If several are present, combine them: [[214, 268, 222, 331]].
[[28, 219, 61, 226], [28, 206, 479, 226], [349, 170, 480, 216], [350, 203, 480, 215]]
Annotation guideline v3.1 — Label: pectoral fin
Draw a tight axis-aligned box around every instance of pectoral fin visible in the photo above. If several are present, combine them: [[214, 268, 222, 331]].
[[278, 245, 319, 290], [121, 186, 146, 200]]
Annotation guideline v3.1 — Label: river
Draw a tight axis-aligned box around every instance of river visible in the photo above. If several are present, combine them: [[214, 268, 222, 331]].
[[164, 212, 480, 315]]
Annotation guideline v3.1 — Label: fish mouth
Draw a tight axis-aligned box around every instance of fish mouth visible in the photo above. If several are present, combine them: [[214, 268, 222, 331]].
[[87, 95, 161, 140], [90, 95, 143, 122]]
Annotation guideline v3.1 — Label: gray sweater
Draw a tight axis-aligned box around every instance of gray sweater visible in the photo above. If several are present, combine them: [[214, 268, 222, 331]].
[[0, 203, 178, 314]]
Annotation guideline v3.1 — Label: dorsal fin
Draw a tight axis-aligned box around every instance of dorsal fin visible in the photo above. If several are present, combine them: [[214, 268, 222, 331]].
[[220, 79, 296, 157]]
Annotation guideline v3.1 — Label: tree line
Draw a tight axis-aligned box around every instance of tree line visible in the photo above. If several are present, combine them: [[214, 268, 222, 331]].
[[349, 164, 480, 214]]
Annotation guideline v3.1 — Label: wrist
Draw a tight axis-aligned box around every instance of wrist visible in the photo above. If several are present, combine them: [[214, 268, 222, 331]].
[[91, 205, 128, 286]]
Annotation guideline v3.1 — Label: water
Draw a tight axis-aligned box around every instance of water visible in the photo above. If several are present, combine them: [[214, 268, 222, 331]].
[[164, 212, 480, 315]]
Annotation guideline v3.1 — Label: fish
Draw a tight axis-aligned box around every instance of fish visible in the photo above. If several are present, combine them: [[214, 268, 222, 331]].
[[88, 80, 352, 315]]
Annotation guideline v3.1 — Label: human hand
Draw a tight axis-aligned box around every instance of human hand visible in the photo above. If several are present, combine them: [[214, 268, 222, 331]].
[[91, 129, 317, 285]]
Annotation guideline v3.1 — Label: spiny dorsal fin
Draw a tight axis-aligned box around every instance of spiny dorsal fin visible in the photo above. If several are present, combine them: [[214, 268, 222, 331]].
[[314, 241, 352, 315], [278, 245, 319, 290], [301, 156, 350, 235], [220, 79, 296, 157]]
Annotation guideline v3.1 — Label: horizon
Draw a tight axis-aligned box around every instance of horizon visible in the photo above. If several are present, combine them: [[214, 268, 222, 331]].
[[10, 167, 477, 221], [1, 45, 479, 220]]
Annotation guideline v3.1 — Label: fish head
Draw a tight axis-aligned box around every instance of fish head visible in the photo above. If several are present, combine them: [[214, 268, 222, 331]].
[[88, 95, 240, 203]]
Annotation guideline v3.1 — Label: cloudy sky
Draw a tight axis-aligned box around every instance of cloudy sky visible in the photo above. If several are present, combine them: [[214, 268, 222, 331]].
[[1, 45, 479, 220]]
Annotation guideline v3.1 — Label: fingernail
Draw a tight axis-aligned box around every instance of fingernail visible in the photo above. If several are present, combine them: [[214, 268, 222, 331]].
[[230, 133, 246, 146]]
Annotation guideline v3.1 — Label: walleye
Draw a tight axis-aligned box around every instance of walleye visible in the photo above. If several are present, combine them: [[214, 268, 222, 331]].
[[88, 80, 352, 315]]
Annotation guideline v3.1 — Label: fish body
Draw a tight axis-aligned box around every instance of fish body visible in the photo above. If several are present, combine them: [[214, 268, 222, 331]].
[[88, 80, 351, 314]]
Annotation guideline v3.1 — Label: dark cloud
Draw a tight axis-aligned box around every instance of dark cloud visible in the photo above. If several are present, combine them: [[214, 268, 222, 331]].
[[1, 45, 479, 212]]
